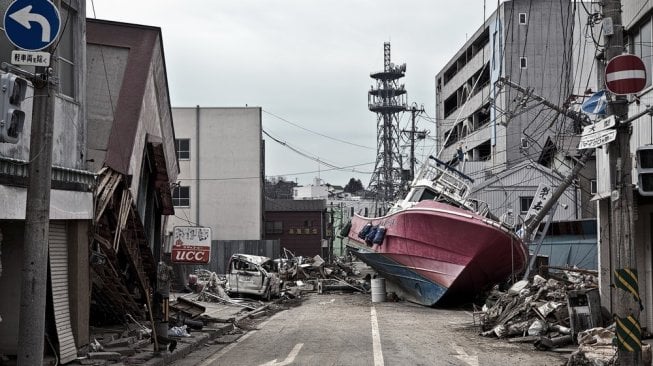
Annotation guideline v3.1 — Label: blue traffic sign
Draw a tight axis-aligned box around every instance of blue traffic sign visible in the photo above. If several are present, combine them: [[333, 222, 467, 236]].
[[3, 0, 61, 51]]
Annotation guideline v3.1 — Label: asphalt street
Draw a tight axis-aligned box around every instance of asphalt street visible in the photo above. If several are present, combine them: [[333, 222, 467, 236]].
[[170, 292, 569, 366]]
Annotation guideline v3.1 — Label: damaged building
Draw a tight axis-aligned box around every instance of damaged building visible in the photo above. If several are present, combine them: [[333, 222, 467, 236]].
[[86, 18, 178, 328]]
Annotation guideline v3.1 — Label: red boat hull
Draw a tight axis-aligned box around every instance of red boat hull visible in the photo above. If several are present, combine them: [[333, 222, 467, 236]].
[[347, 200, 528, 305]]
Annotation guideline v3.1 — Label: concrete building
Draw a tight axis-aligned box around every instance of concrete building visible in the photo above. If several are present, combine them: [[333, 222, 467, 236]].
[[166, 107, 264, 243], [293, 177, 329, 200], [0, 0, 92, 361], [435, 0, 597, 223]]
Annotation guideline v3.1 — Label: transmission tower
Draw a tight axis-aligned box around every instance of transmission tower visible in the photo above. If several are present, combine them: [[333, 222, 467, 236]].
[[368, 42, 408, 209]]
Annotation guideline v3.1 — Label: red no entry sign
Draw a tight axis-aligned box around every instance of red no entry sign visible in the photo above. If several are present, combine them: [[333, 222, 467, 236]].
[[605, 54, 647, 95]]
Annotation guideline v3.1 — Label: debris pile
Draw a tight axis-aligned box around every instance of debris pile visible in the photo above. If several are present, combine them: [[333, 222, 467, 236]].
[[278, 252, 370, 297], [566, 326, 617, 365], [479, 269, 601, 352], [182, 250, 369, 306]]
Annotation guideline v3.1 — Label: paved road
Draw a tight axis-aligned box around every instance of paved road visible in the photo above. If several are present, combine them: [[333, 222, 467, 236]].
[[172, 293, 568, 366]]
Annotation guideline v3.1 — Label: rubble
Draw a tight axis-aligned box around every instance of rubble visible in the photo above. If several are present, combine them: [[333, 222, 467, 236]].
[[479, 269, 602, 356], [181, 249, 369, 306]]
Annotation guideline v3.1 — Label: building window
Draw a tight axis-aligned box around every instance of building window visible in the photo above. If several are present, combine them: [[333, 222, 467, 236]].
[[519, 13, 527, 25], [58, 5, 76, 98], [590, 179, 597, 195], [520, 196, 534, 213], [173, 186, 190, 207], [265, 221, 283, 234], [176, 139, 190, 160], [520, 57, 527, 69], [521, 137, 529, 149], [492, 31, 498, 70]]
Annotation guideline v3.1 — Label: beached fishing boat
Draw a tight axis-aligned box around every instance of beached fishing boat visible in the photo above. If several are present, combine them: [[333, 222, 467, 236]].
[[345, 156, 528, 306]]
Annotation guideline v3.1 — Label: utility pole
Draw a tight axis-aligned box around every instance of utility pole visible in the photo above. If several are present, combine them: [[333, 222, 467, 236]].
[[403, 104, 425, 182], [17, 60, 57, 363], [329, 202, 334, 262], [602, 1, 640, 364], [15, 1, 60, 363], [496, 77, 592, 242]]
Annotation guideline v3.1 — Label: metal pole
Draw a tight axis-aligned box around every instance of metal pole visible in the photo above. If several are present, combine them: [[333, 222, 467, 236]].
[[602, 0, 640, 364], [522, 203, 559, 280], [17, 64, 56, 365], [410, 106, 416, 181]]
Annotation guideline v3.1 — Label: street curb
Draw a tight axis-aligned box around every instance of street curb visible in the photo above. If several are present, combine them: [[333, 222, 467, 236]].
[[142, 323, 235, 365]]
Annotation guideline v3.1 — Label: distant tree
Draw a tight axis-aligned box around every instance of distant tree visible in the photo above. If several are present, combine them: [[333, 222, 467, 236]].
[[344, 178, 364, 194], [265, 177, 297, 199]]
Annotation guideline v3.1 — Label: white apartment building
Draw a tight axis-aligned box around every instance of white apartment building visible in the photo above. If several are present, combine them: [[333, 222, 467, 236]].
[[167, 107, 264, 242], [293, 177, 329, 200]]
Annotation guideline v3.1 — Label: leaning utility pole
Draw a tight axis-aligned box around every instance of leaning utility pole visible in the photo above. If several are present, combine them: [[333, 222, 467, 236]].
[[17, 5, 59, 365], [602, 0, 640, 364]]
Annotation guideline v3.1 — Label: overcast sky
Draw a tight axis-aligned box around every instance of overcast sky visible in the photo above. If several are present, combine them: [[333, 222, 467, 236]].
[[88, 0, 494, 187]]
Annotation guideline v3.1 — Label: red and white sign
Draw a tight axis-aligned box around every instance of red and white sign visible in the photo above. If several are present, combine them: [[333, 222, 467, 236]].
[[605, 54, 647, 95], [171, 226, 212, 264]]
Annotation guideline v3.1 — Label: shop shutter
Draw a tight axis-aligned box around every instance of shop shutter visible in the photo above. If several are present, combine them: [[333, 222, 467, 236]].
[[49, 222, 77, 363]]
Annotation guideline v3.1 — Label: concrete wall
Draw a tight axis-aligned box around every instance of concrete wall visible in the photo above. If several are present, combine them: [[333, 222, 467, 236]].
[[86, 33, 178, 200], [167, 107, 263, 241], [86, 44, 129, 172]]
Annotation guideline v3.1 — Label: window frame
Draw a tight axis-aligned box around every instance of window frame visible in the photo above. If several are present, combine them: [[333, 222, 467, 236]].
[[265, 221, 283, 234], [520, 196, 534, 213], [176, 138, 191, 160], [519, 13, 527, 25], [57, 3, 76, 98], [173, 185, 191, 207]]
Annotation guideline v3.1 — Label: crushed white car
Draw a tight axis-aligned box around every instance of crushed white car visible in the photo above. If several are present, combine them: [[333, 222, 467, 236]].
[[226, 254, 281, 300]]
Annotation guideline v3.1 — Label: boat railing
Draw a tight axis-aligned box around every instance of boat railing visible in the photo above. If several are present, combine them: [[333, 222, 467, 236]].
[[466, 198, 490, 218], [416, 156, 473, 203]]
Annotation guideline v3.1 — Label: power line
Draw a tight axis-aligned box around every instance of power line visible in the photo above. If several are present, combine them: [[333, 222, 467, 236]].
[[263, 109, 375, 150], [263, 129, 372, 174]]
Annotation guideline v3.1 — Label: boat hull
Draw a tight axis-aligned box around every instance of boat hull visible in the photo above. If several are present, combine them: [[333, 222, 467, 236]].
[[347, 201, 528, 306]]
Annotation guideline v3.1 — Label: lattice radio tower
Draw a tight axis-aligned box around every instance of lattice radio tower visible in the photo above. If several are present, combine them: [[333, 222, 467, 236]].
[[368, 42, 407, 209]]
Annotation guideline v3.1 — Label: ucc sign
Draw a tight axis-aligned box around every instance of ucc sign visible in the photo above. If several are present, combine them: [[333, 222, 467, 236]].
[[171, 226, 212, 264]]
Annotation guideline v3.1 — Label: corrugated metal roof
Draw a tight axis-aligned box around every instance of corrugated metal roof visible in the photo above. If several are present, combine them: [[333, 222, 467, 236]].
[[265, 198, 326, 212], [0, 156, 95, 189]]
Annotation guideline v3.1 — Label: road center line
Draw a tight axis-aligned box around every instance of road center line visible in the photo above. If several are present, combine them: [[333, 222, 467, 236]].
[[370, 306, 385, 366]]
